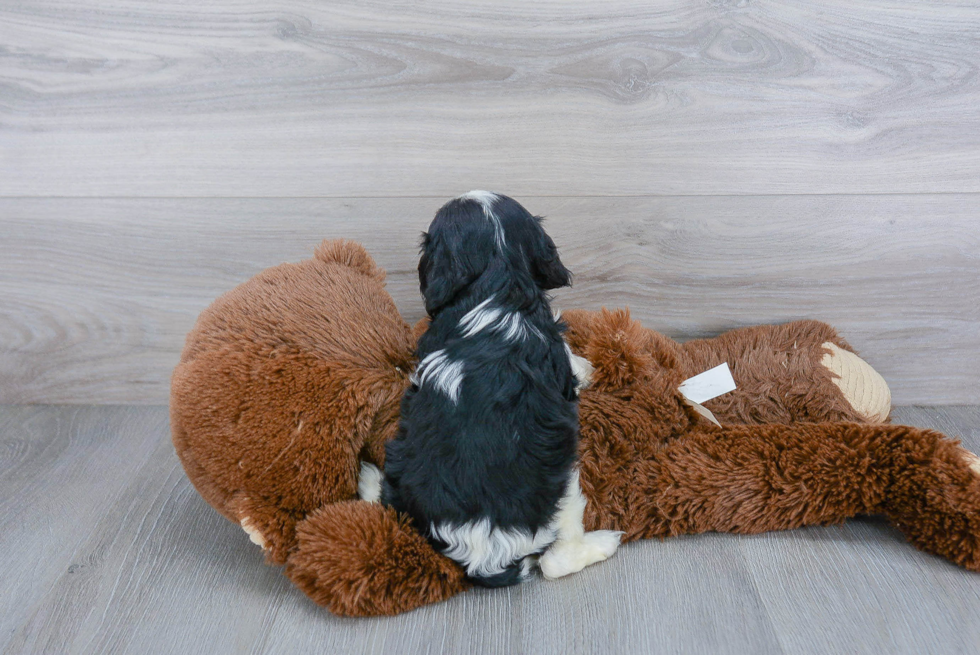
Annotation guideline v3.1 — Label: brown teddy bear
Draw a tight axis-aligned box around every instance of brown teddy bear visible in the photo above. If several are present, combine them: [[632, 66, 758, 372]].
[[170, 239, 980, 617]]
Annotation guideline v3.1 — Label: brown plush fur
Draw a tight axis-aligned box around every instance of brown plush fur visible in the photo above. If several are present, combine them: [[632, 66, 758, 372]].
[[286, 502, 469, 616], [171, 240, 414, 564], [171, 240, 980, 616]]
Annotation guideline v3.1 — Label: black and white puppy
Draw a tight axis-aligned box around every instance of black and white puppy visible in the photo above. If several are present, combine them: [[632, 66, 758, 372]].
[[364, 191, 620, 587]]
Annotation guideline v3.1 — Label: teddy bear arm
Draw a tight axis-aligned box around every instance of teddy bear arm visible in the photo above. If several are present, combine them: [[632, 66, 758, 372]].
[[599, 422, 980, 573], [219, 396, 374, 563], [681, 320, 890, 425]]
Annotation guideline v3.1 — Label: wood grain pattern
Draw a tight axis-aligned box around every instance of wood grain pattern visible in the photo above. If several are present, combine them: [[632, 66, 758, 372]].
[[3, 405, 980, 654], [739, 405, 980, 655], [1, 196, 976, 405], [2, 1, 980, 196], [0, 406, 169, 650]]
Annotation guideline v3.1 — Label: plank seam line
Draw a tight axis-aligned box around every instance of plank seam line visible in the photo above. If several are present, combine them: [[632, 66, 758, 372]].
[[2, 192, 980, 200]]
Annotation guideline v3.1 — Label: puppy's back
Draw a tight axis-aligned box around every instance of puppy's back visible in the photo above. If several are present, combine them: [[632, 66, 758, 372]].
[[384, 192, 579, 586]]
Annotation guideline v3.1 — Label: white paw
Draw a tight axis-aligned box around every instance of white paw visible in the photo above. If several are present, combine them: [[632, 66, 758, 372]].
[[539, 530, 622, 580], [570, 353, 594, 391], [357, 461, 384, 503], [240, 517, 268, 549], [563, 339, 594, 395]]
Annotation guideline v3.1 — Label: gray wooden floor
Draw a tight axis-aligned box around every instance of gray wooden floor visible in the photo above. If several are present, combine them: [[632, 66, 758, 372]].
[[3, 405, 980, 655]]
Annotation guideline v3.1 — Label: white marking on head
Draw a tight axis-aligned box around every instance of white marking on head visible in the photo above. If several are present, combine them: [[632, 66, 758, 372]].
[[357, 461, 384, 504], [417, 349, 465, 403], [458, 190, 504, 249], [430, 518, 557, 578]]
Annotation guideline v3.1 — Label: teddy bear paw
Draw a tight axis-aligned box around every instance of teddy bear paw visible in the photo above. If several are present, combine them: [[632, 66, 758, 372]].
[[820, 342, 891, 423], [959, 448, 980, 478], [240, 517, 268, 550], [539, 530, 622, 580]]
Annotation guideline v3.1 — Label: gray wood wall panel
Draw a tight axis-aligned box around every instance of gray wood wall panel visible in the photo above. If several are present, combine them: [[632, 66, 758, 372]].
[[3, 405, 980, 654], [1, 195, 977, 405], [2, 1, 980, 197], [1, 0, 979, 406]]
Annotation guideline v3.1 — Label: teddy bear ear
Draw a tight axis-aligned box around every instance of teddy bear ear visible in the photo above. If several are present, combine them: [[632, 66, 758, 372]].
[[314, 239, 385, 281], [580, 308, 665, 388]]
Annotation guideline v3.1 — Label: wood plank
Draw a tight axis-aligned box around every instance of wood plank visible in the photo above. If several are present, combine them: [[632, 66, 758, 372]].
[[0, 406, 170, 648], [259, 535, 783, 655], [5, 405, 980, 654], [1, 404, 781, 655], [2, 1, 980, 196], [1, 195, 976, 405], [740, 406, 980, 655], [0, 405, 297, 654]]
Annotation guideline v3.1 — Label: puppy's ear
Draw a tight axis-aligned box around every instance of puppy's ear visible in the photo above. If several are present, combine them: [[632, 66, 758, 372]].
[[526, 218, 572, 290], [418, 228, 491, 315]]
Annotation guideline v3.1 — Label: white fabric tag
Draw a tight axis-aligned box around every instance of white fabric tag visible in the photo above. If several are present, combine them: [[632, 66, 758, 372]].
[[678, 362, 737, 405], [684, 399, 722, 427]]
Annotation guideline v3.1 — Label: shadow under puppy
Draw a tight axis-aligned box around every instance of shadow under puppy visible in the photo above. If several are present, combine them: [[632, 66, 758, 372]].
[[364, 191, 620, 587]]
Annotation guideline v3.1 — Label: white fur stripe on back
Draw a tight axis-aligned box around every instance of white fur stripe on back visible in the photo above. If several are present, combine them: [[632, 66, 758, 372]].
[[458, 295, 544, 342], [459, 296, 503, 337], [414, 349, 465, 403]]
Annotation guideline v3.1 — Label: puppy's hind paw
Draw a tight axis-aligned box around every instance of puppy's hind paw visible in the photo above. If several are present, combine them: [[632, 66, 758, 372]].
[[582, 529, 622, 558], [357, 461, 384, 503], [539, 530, 622, 580]]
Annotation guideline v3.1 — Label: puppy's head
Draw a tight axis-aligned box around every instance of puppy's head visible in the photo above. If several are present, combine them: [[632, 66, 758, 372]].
[[419, 191, 571, 315]]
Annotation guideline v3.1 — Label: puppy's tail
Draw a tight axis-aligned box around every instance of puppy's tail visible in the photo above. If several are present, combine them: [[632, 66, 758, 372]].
[[468, 559, 532, 588]]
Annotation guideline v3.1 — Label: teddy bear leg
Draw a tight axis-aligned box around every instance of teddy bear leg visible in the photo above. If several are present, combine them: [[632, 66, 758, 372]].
[[231, 494, 306, 565], [539, 470, 622, 579], [616, 423, 912, 542], [285, 501, 469, 616], [681, 320, 891, 425], [882, 434, 980, 571], [614, 422, 980, 572]]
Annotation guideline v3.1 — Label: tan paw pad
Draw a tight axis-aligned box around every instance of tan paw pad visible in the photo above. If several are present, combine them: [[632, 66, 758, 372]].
[[961, 450, 980, 477], [240, 517, 268, 549], [820, 342, 891, 423]]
